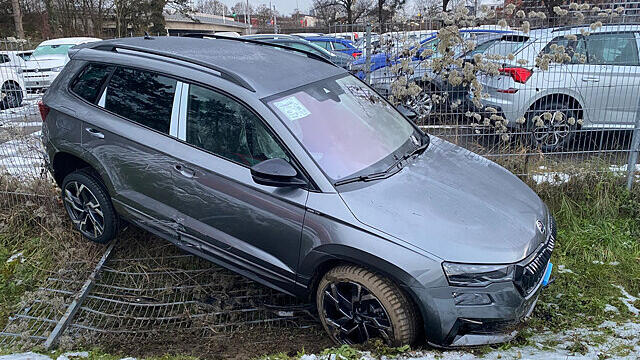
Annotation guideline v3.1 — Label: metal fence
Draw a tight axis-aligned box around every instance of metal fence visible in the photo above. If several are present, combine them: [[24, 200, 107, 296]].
[[298, 8, 640, 190]]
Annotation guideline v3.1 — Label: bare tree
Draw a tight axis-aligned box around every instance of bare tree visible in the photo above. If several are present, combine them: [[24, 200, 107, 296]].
[[195, 0, 229, 15], [376, 0, 406, 25], [11, 0, 25, 38]]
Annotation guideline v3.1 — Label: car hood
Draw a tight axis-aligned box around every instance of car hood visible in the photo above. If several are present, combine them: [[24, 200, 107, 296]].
[[338, 137, 548, 264]]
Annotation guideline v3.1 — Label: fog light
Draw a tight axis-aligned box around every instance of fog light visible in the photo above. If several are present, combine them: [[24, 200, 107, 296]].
[[453, 292, 492, 306]]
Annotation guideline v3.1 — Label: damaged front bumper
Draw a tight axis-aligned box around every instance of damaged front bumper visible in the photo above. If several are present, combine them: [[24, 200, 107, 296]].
[[413, 217, 556, 347]]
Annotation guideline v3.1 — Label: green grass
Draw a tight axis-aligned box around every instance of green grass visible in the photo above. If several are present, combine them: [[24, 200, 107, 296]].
[[529, 176, 640, 331]]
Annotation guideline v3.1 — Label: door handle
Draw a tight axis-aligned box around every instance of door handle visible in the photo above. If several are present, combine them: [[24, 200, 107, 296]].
[[85, 127, 104, 139], [174, 164, 195, 178], [582, 77, 600, 82]]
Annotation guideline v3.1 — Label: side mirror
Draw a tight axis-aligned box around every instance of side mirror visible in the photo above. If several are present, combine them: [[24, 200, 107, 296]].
[[250, 158, 307, 187]]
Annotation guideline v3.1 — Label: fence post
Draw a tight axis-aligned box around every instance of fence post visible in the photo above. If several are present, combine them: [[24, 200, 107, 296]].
[[365, 22, 372, 85], [627, 103, 640, 190]]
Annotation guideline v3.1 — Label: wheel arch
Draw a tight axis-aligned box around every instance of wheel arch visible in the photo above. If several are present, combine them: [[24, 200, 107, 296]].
[[51, 151, 114, 194], [302, 245, 431, 341], [526, 92, 585, 126]]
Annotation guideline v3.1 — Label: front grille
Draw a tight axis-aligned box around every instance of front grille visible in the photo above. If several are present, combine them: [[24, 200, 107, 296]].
[[514, 216, 556, 296], [23, 68, 52, 73]]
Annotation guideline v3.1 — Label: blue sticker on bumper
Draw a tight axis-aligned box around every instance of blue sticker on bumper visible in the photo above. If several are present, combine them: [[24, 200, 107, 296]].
[[542, 262, 553, 287]]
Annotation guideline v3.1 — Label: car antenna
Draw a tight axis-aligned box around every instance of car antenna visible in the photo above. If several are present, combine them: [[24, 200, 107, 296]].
[[144, 32, 153, 40]]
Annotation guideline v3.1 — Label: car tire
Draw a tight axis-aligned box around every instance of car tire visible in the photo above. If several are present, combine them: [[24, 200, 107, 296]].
[[526, 97, 579, 152], [407, 81, 443, 124], [316, 265, 418, 346], [61, 169, 119, 244], [0, 81, 24, 110]]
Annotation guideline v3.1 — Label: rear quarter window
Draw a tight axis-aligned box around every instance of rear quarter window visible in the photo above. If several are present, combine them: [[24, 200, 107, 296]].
[[103, 67, 177, 134], [70, 63, 114, 103]]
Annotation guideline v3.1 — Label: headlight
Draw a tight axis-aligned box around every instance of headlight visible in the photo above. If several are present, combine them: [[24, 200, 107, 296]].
[[442, 262, 515, 287], [51, 66, 64, 72]]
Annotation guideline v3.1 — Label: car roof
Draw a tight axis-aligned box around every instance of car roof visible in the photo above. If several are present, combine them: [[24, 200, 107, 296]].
[[305, 36, 349, 42], [74, 36, 346, 97], [39, 37, 101, 46]]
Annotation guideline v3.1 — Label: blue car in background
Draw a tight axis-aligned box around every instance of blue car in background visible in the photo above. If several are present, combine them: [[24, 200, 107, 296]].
[[349, 28, 514, 79], [305, 37, 362, 58]]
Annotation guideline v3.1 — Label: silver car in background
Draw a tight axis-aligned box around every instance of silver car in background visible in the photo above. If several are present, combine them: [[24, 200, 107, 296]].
[[477, 25, 640, 151]]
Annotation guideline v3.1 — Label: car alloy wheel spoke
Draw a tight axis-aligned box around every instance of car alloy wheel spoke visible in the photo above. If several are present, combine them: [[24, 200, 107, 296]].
[[323, 281, 393, 345], [64, 181, 104, 239]]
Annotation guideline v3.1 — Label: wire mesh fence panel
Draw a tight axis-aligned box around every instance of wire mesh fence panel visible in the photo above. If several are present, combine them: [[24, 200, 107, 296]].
[[0, 40, 48, 207], [0, 231, 320, 351]]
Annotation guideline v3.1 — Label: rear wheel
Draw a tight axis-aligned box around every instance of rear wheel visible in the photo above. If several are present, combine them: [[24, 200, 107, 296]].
[[61, 170, 118, 244], [316, 265, 418, 346], [0, 81, 23, 110], [526, 98, 579, 152]]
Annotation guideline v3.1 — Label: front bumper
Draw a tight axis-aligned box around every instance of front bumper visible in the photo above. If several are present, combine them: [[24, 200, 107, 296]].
[[23, 71, 59, 92], [413, 216, 557, 347]]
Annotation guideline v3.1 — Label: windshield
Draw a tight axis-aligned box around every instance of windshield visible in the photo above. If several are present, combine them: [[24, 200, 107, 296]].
[[267, 75, 416, 181], [31, 44, 74, 58], [306, 41, 334, 57]]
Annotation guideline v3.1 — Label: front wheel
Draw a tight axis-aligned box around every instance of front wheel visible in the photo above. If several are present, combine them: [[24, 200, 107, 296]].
[[61, 170, 118, 244], [316, 265, 418, 346]]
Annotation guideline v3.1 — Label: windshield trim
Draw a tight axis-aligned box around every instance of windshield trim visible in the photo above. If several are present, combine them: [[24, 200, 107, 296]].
[[261, 73, 428, 187]]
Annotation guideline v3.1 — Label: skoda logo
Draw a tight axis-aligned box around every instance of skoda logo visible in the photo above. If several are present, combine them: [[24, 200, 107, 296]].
[[536, 219, 546, 234]]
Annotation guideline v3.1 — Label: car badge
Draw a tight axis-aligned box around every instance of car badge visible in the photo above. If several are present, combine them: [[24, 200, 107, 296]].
[[536, 219, 546, 234]]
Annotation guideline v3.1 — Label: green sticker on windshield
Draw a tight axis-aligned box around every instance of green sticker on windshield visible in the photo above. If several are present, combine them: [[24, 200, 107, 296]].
[[273, 96, 311, 121]]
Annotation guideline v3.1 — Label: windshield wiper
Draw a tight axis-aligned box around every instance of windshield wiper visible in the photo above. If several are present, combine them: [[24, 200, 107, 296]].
[[334, 134, 430, 187], [334, 169, 394, 186]]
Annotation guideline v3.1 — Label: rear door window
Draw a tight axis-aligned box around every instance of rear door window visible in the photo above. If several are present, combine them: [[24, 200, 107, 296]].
[[103, 67, 177, 134], [185, 84, 288, 166], [585, 32, 639, 65], [541, 35, 586, 64], [333, 42, 349, 50], [71, 63, 114, 103]]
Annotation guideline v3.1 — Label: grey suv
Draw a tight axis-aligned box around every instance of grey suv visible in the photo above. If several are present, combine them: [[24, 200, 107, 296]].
[[41, 36, 555, 348]]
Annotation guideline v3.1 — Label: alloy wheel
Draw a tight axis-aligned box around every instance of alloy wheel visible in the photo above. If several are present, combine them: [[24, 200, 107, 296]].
[[321, 280, 393, 344], [63, 181, 105, 239], [407, 91, 434, 119]]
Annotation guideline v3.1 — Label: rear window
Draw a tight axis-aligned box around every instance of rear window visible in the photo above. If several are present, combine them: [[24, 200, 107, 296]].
[[484, 36, 529, 57], [71, 63, 114, 103], [103, 67, 177, 134]]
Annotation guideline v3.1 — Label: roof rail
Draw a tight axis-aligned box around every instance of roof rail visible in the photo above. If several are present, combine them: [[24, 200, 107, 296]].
[[89, 42, 255, 92], [181, 33, 338, 68], [551, 23, 640, 32]]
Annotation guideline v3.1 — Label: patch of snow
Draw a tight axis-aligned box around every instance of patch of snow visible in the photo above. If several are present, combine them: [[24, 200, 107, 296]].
[[604, 304, 619, 313], [613, 285, 640, 316], [0, 353, 52, 360], [6, 252, 23, 263], [592, 260, 604, 265], [532, 172, 570, 185], [557, 264, 574, 274], [608, 261, 620, 266]]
